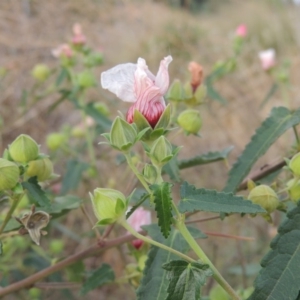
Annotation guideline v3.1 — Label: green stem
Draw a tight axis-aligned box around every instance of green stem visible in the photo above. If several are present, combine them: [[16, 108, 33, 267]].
[[124, 154, 151, 194], [0, 194, 22, 235], [175, 219, 241, 300], [293, 126, 300, 148], [120, 220, 194, 263]]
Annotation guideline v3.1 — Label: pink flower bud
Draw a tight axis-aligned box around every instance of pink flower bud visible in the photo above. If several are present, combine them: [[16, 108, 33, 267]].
[[52, 44, 73, 58], [235, 24, 247, 38], [188, 61, 203, 93], [258, 49, 276, 71], [127, 207, 151, 249], [101, 56, 172, 128], [72, 23, 86, 46]]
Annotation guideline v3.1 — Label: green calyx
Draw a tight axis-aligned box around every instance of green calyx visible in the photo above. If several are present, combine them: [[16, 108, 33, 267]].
[[90, 188, 128, 225], [177, 109, 202, 135], [26, 157, 54, 182], [8, 134, 39, 163], [289, 152, 300, 176], [0, 158, 19, 191]]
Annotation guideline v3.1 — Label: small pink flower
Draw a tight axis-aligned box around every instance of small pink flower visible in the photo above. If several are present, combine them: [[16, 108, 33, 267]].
[[235, 24, 247, 38], [72, 23, 86, 46], [259, 49, 276, 71], [52, 44, 73, 58], [101, 56, 172, 128], [127, 207, 151, 250]]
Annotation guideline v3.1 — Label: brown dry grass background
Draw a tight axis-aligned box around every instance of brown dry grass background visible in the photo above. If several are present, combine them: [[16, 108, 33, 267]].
[[1, 0, 300, 299]]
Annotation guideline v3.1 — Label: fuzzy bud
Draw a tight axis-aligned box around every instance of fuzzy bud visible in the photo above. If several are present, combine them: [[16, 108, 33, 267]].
[[286, 179, 300, 203], [0, 158, 19, 191], [289, 153, 300, 176], [177, 109, 202, 135], [26, 158, 53, 182], [149, 136, 173, 167], [90, 188, 127, 225], [31, 64, 51, 82], [46, 133, 66, 151], [109, 117, 137, 152], [248, 185, 279, 213], [77, 70, 96, 88], [9, 134, 39, 163], [142, 164, 158, 184]]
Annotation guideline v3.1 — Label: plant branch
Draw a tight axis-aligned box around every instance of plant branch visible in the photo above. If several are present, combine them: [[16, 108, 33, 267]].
[[0, 231, 143, 297]]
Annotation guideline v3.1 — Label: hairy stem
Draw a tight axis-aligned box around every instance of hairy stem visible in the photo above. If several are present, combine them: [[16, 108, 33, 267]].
[[120, 220, 194, 263], [175, 219, 241, 300]]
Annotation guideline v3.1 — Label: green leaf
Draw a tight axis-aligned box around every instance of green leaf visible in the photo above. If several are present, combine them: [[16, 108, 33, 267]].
[[162, 260, 213, 300], [206, 81, 227, 104], [136, 224, 206, 300], [178, 146, 233, 170], [56, 67, 69, 86], [150, 183, 173, 238], [249, 202, 300, 300], [61, 159, 89, 195], [22, 177, 51, 208], [1, 218, 21, 232], [163, 155, 181, 182], [260, 83, 278, 108], [224, 107, 300, 193], [80, 263, 115, 295], [42, 195, 82, 217], [179, 182, 265, 214], [84, 102, 112, 131]]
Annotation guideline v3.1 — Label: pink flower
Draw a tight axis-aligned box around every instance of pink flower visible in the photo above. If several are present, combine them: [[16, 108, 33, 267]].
[[52, 44, 73, 58], [259, 49, 276, 70], [127, 207, 151, 250], [235, 24, 247, 38], [72, 23, 86, 46], [101, 56, 172, 128]]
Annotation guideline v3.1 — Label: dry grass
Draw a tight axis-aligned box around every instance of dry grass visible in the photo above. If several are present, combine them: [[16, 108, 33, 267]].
[[1, 0, 300, 298]]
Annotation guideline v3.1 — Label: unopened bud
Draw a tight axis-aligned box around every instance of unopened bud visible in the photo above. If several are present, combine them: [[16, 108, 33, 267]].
[[77, 70, 96, 88], [9, 134, 39, 163], [0, 158, 19, 191], [31, 64, 50, 82], [289, 153, 300, 176], [90, 188, 127, 225], [149, 136, 173, 167], [143, 164, 158, 184], [286, 179, 300, 202], [166, 79, 184, 102], [26, 158, 53, 182], [248, 185, 279, 213], [177, 109, 202, 135], [46, 133, 66, 151], [109, 117, 137, 152]]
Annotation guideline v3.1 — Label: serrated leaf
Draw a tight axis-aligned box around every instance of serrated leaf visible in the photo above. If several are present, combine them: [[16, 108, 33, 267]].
[[249, 202, 300, 300], [22, 177, 51, 208], [179, 182, 265, 214], [162, 260, 212, 300], [137, 224, 206, 300], [84, 102, 112, 131], [150, 183, 173, 238], [178, 146, 234, 170], [61, 159, 89, 195], [224, 107, 300, 193], [80, 263, 115, 295]]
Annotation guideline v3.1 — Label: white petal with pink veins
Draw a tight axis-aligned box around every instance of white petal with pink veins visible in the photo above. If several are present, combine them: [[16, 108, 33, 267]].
[[155, 55, 173, 94], [101, 63, 137, 102]]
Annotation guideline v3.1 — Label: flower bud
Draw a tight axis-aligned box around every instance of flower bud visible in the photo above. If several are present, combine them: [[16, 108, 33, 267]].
[[84, 52, 104, 67], [9, 134, 39, 163], [77, 70, 96, 88], [149, 136, 173, 166], [142, 164, 158, 184], [26, 158, 53, 182], [0, 158, 19, 191], [31, 64, 50, 82], [166, 79, 184, 102], [286, 179, 300, 202], [46, 133, 66, 151], [90, 188, 127, 225], [289, 153, 300, 176], [109, 117, 137, 152], [94, 102, 110, 116], [248, 185, 279, 213], [177, 109, 202, 135]]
